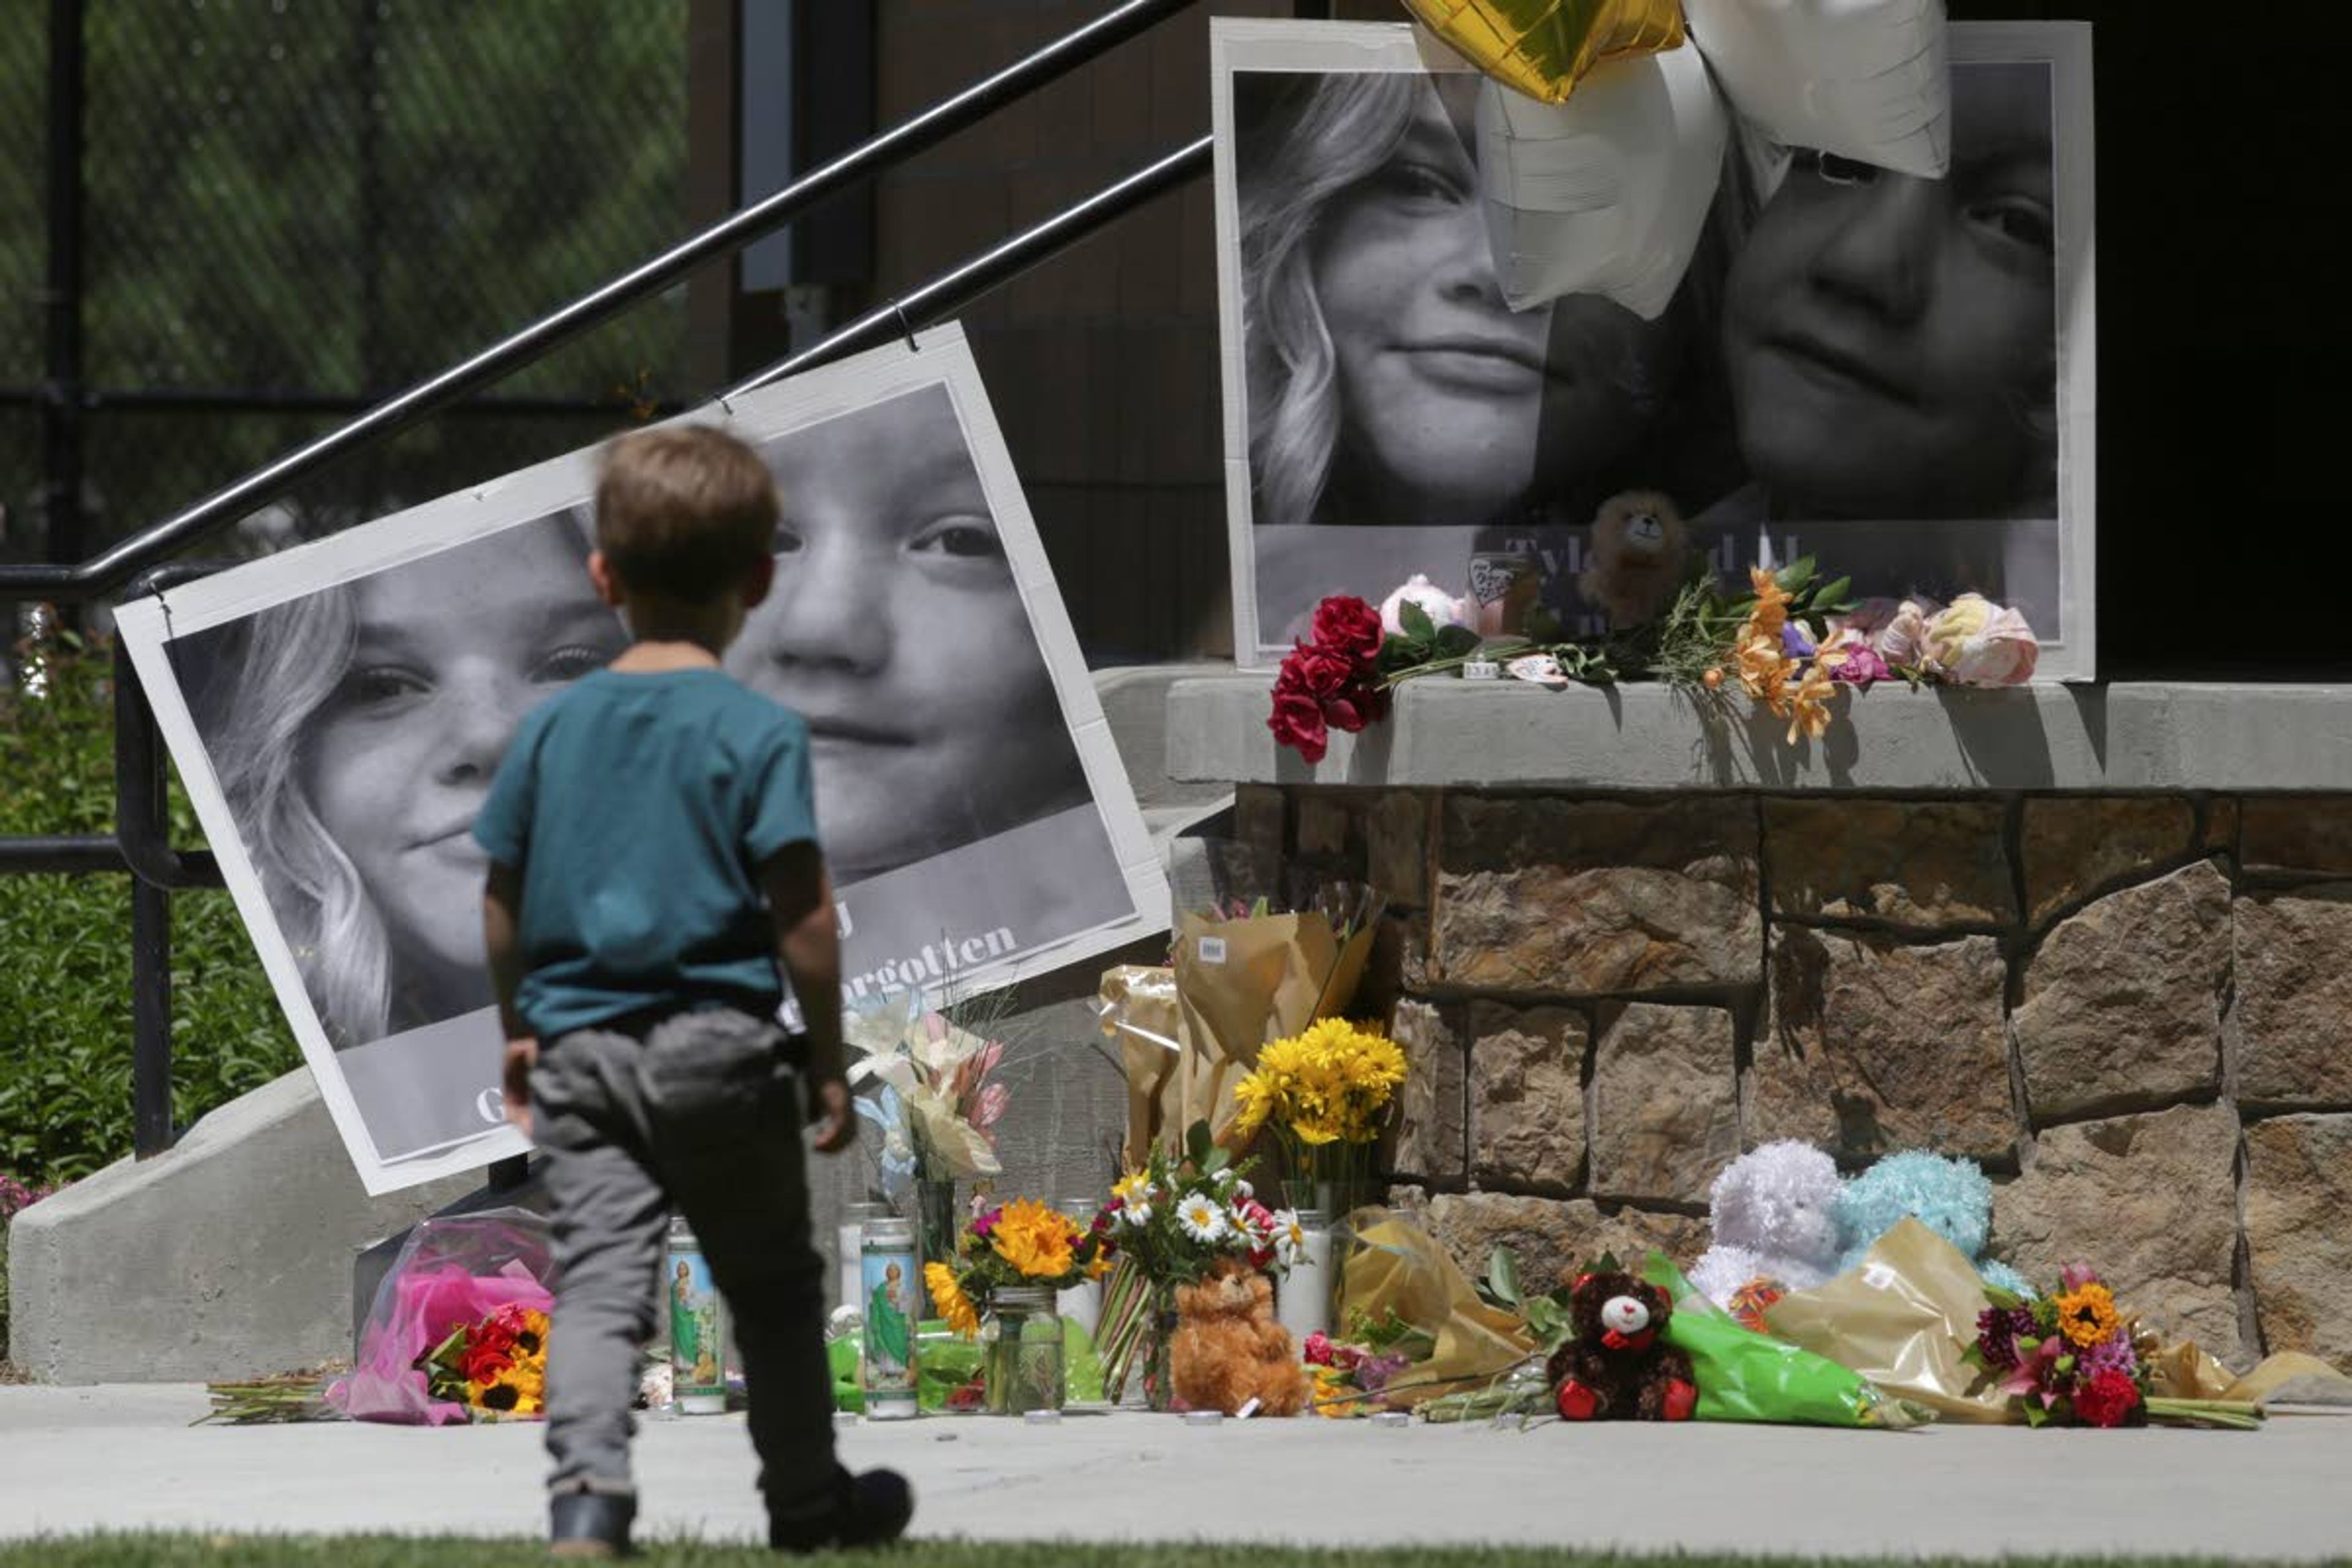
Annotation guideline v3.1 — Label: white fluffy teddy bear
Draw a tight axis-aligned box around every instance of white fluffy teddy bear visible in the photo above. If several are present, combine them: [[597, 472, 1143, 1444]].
[[1687, 1140, 1845, 1310]]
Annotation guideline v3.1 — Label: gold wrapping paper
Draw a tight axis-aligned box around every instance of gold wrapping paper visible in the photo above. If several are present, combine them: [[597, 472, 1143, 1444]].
[[1767, 1218, 2352, 1421], [1337, 1210, 1534, 1407], [1401, 0, 1686, 105], [1761, 1218, 2012, 1422], [2143, 1340, 2352, 1408], [1096, 965, 1182, 1170], [1168, 907, 1376, 1153]]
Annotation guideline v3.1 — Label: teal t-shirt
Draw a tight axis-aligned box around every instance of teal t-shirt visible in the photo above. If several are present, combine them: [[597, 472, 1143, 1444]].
[[472, 666, 816, 1039]]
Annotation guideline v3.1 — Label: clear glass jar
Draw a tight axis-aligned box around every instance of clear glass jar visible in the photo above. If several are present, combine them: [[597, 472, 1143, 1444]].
[[1054, 1197, 1102, 1341], [837, 1201, 886, 1317], [981, 1284, 1065, 1415]]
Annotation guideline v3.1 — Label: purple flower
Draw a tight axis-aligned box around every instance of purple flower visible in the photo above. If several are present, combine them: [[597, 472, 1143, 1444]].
[[2081, 1329, 2138, 1379], [1781, 622, 1817, 660], [1976, 1305, 2037, 1369], [1354, 1351, 1411, 1393], [0, 1173, 51, 1222]]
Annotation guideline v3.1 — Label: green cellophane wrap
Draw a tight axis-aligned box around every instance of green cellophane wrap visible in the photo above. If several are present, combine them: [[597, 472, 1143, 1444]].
[[1640, 1253, 1929, 1429], [830, 1317, 1102, 1412]]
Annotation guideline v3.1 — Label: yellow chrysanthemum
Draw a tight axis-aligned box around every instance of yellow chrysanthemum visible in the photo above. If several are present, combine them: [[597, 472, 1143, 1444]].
[[989, 1197, 1080, 1280], [926, 1262, 980, 1338], [2053, 1282, 2121, 1348]]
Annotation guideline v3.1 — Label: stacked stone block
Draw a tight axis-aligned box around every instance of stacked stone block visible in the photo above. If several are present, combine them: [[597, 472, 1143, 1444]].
[[1245, 782, 2352, 1373]]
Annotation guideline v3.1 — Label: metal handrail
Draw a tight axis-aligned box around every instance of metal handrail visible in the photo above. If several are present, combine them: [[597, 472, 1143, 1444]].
[[0, 0, 1202, 602]]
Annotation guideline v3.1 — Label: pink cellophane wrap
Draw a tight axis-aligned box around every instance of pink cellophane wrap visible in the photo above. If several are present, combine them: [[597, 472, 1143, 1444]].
[[327, 1207, 555, 1425]]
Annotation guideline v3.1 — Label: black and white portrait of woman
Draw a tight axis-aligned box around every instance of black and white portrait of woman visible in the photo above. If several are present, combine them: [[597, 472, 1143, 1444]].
[[119, 329, 1162, 1193], [1215, 20, 2094, 673]]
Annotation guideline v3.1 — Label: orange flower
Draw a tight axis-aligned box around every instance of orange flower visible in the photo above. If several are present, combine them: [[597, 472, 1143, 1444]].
[[1735, 633, 1788, 707], [1746, 567, 1791, 638], [1785, 660, 1839, 744]]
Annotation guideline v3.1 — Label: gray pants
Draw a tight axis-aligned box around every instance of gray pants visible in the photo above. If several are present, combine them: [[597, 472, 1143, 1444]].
[[530, 1006, 838, 1519]]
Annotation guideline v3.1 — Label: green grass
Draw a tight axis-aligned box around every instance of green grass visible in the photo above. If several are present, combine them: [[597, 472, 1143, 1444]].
[[0, 1543, 2290, 1568]]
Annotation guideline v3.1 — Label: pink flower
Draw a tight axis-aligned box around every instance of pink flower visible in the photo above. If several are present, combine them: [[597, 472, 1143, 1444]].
[[2059, 1263, 2100, 1292], [1833, 598, 1902, 641], [1822, 636, 1892, 690], [1929, 595, 2038, 687], [973, 1207, 1003, 1240], [1303, 1332, 1335, 1366], [1871, 596, 1943, 668]]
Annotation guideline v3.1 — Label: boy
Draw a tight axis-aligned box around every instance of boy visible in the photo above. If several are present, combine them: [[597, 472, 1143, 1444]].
[[475, 423, 913, 1558]]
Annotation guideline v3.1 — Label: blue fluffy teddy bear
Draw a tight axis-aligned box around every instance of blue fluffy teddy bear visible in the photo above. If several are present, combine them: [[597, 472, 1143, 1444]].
[[1834, 1150, 2035, 1298]]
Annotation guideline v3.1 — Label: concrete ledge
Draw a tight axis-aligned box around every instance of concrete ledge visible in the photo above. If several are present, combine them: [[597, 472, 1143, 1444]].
[[1170, 673, 2352, 792], [6, 1069, 474, 1383]]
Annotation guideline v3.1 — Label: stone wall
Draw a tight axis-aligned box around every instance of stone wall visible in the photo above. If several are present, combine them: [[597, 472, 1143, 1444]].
[[1239, 783, 2352, 1373]]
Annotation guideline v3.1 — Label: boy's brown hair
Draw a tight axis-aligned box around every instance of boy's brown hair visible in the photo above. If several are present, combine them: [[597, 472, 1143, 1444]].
[[594, 424, 779, 601]]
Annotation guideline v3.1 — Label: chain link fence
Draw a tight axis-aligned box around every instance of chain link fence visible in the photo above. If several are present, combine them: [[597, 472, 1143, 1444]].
[[2, 0, 694, 575]]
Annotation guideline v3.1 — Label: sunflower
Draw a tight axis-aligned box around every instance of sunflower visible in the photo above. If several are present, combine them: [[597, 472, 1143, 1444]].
[[475, 1357, 545, 1416], [989, 1197, 1080, 1280], [925, 1262, 981, 1338], [2052, 1281, 2121, 1348]]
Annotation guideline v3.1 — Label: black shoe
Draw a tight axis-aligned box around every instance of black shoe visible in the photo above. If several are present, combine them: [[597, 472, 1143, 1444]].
[[769, 1467, 913, 1553], [549, 1491, 636, 1559]]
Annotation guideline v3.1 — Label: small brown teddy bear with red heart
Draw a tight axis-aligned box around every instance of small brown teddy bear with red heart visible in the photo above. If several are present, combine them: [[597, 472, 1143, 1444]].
[[1545, 1268, 1698, 1422]]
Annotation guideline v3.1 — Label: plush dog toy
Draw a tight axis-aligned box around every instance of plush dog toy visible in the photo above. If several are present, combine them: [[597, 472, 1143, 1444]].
[[1836, 1150, 2035, 1297], [1170, 1256, 1313, 1417], [1546, 1270, 1697, 1421], [1688, 1140, 1845, 1311], [1578, 490, 1690, 628]]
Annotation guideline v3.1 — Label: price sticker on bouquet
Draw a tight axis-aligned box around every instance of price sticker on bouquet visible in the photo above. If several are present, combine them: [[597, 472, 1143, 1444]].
[[1196, 936, 1228, 966]]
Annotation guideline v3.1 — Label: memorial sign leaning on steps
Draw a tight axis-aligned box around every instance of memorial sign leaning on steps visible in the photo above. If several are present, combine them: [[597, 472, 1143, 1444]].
[[117, 326, 1166, 1195]]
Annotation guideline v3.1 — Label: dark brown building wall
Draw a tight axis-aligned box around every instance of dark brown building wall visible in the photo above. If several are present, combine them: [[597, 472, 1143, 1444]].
[[869, 2, 1354, 663]]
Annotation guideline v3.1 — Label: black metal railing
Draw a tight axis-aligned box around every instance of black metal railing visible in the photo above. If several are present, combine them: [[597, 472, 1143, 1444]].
[[0, 0, 1212, 1159]]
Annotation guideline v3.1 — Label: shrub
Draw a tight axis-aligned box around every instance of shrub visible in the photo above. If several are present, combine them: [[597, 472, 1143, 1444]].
[[0, 628, 298, 1191]]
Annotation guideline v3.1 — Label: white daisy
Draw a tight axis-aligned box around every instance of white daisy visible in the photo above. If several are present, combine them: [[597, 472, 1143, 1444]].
[[1232, 1178, 1253, 1200], [1272, 1208, 1308, 1268], [1121, 1200, 1155, 1229], [1176, 1193, 1230, 1243]]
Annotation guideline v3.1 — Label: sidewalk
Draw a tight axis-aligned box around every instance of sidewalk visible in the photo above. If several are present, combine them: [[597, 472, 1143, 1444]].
[[4, 1385, 2350, 1559]]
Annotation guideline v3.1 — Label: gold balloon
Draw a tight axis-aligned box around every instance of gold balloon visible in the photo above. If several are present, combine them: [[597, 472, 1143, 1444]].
[[1400, 0, 1687, 105]]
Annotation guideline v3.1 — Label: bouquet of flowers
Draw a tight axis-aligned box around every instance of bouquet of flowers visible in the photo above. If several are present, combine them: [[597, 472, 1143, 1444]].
[[1301, 1311, 1430, 1419], [847, 989, 1012, 1202], [1228, 1016, 1407, 1208], [923, 1197, 1106, 1338], [414, 1302, 551, 1420], [1090, 1121, 1305, 1398], [1267, 564, 2046, 764], [329, 1208, 556, 1426], [924, 1198, 1108, 1414], [1967, 1266, 2261, 1429]]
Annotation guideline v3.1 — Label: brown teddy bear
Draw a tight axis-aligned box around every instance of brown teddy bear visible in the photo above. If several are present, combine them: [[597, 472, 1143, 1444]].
[[1545, 1270, 1698, 1422], [1578, 489, 1691, 629], [1170, 1256, 1313, 1417]]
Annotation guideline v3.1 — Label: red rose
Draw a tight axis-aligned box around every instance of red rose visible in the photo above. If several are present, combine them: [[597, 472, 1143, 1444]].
[[1310, 596, 1384, 666], [1268, 684, 1329, 763], [2071, 1368, 2141, 1429], [462, 1341, 515, 1385], [1283, 639, 1357, 699], [1320, 679, 1389, 734]]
